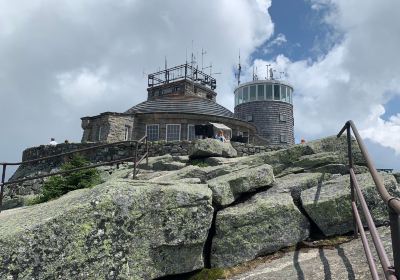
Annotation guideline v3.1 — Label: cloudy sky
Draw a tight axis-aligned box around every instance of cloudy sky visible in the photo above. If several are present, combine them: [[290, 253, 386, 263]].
[[1, 0, 399, 178]]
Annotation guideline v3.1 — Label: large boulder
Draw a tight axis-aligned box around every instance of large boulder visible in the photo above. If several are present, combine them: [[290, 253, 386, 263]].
[[300, 173, 399, 236], [139, 154, 188, 171], [189, 139, 237, 159], [211, 192, 310, 268], [208, 164, 275, 207], [0, 179, 214, 280]]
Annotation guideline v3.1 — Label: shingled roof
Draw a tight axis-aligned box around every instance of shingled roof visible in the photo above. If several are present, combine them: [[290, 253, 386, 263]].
[[124, 96, 234, 118]]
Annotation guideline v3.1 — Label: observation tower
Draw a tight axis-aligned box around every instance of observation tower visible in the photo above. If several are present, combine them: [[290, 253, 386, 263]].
[[233, 66, 294, 146]]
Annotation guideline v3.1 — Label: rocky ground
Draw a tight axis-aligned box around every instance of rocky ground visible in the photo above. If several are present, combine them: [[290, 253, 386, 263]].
[[228, 226, 393, 280], [0, 136, 399, 279]]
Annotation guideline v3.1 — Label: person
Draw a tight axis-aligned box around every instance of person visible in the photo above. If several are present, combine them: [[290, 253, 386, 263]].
[[49, 138, 57, 146], [215, 130, 226, 143], [64, 139, 69, 144]]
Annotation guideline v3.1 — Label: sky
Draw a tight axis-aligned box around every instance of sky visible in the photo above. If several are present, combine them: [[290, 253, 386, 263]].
[[0, 0, 399, 179]]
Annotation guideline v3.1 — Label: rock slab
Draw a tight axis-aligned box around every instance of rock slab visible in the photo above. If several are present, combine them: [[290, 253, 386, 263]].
[[211, 192, 310, 268], [301, 173, 399, 236], [208, 164, 275, 207], [0, 179, 213, 280]]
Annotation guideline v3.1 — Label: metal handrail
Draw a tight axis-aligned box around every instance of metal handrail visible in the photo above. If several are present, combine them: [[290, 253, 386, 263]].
[[0, 137, 148, 212], [338, 120, 400, 279]]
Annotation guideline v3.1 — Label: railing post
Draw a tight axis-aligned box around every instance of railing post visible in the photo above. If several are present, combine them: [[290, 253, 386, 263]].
[[0, 164, 6, 212], [133, 141, 138, 179], [146, 136, 149, 167], [389, 206, 400, 278], [346, 124, 358, 238]]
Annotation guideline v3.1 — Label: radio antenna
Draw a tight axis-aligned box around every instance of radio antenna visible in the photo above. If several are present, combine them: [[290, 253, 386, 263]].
[[201, 48, 207, 71], [236, 50, 242, 86]]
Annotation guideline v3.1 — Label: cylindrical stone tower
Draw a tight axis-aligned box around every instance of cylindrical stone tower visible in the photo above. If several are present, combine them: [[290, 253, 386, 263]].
[[234, 80, 294, 146]]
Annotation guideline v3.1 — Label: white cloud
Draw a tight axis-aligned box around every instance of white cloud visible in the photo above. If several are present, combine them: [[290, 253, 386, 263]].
[[263, 33, 287, 54], [0, 0, 273, 165]]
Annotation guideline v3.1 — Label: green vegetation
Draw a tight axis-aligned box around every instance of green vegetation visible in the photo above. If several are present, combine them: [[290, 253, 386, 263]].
[[188, 159, 209, 168], [32, 155, 101, 204], [188, 268, 226, 280]]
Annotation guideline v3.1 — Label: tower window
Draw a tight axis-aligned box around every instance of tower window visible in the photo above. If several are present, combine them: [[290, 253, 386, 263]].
[[281, 86, 287, 102], [280, 134, 288, 143], [250, 85, 256, 101], [279, 113, 286, 122], [274, 85, 280, 100], [246, 115, 253, 122], [257, 84, 264, 100], [243, 86, 249, 102], [266, 84, 273, 100]]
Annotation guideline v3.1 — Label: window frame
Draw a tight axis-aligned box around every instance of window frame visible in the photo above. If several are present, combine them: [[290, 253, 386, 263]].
[[97, 126, 102, 141], [166, 124, 181, 142], [146, 124, 160, 141], [187, 124, 200, 141], [124, 125, 130, 141]]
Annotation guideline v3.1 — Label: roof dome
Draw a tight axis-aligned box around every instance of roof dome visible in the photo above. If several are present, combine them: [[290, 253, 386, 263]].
[[125, 96, 234, 118]]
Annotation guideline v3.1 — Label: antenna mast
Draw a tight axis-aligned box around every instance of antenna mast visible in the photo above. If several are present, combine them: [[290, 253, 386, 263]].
[[201, 48, 207, 71], [237, 50, 241, 86]]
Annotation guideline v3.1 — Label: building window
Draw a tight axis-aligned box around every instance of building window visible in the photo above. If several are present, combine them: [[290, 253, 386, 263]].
[[243, 86, 249, 102], [245, 115, 253, 122], [250, 85, 256, 101], [257, 84, 264, 100], [274, 84, 280, 100], [266, 84, 273, 100], [146, 124, 159, 141], [187, 124, 196, 141], [166, 124, 181, 142], [124, 125, 130, 141], [281, 86, 287, 102], [279, 113, 286, 122], [238, 88, 243, 104], [97, 126, 102, 141], [280, 134, 288, 143]]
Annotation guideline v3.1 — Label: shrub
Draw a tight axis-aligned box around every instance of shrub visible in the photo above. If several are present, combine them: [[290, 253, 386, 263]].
[[188, 159, 209, 168], [34, 155, 100, 204]]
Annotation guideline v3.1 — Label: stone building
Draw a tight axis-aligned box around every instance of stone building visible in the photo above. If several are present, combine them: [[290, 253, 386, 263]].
[[81, 64, 257, 144]]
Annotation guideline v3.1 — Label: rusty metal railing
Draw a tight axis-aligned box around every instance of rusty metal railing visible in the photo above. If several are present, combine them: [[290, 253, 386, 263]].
[[0, 136, 148, 212], [338, 120, 400, 279]]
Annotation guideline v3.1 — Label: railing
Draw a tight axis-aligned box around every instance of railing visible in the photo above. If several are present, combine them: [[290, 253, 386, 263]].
[[0, 136, 148, 212], [338, 120, 400, 279]]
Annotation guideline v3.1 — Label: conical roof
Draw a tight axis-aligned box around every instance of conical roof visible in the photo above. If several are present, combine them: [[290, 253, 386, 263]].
[[125, 96, 234, 118]]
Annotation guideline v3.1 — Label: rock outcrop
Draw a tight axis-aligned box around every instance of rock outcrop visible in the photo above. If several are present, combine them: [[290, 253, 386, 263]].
[[2, 135, 393, 279], [301, 172, 399, 236], [0, 179, 213, 280], [207, 164, 275, 207], [211, 192, 310, 267], [189, 138, 237, 159]]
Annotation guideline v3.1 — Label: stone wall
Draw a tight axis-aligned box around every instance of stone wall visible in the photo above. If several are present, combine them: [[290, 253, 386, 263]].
[[21, 141, 282, 163], [81, 113, 134, 143], [234, 101, 294, 146]]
